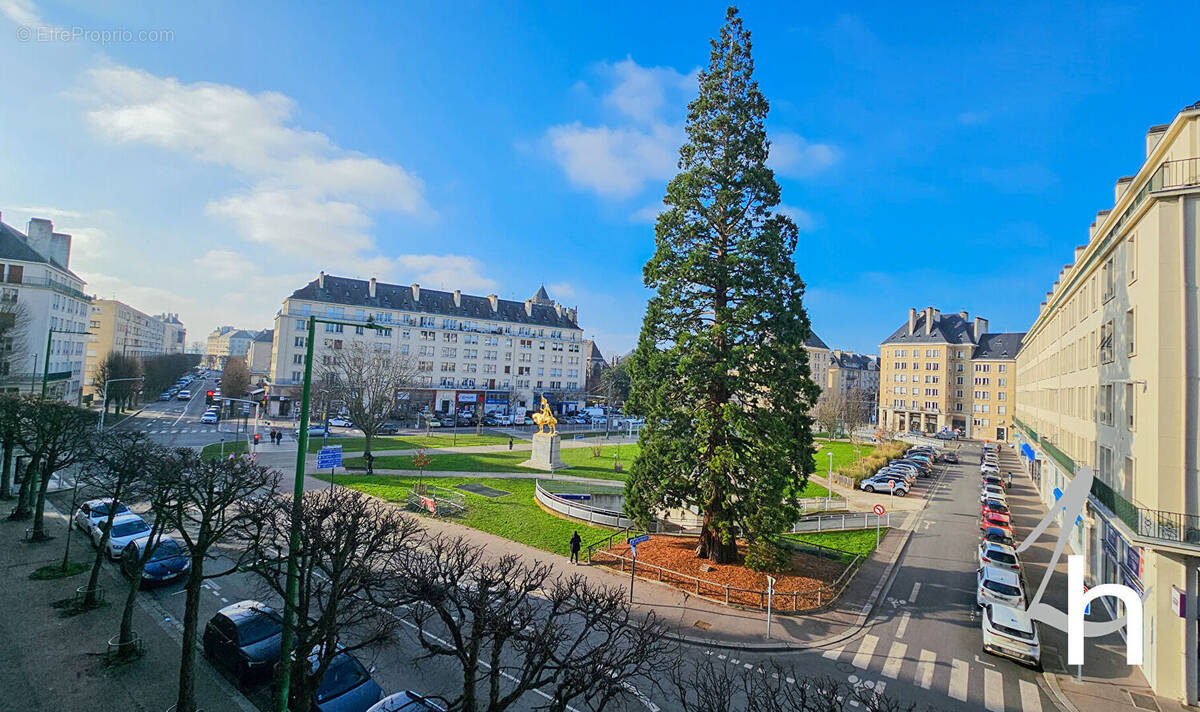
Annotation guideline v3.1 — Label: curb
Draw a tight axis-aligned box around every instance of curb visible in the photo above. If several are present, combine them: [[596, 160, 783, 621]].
[[1041, 672, 1081, 712], [104, 406, 146, 429]]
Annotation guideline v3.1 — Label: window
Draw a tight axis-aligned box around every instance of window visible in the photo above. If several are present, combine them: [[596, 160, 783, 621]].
[[1102, 257, 1115, 301], [1125, 309, 1135, 356], [295, 319, 307, 330], [1125, 383, 1135, 430], [294, 337, 306, 348], [5, 265, 21, 283], [324, 322, 343, 334], [1097, 444, 1114, 482], [1099, 321, 1114, 363], [0, 288, 15, 303], [1098, 384, 1114, 426], [1127, 235, 1137, 282]]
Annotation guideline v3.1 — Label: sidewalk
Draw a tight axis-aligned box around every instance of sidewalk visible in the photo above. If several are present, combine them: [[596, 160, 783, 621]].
[[0, 505, 255, 712]]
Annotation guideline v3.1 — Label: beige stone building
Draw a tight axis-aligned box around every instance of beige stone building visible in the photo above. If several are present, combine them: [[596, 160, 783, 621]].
[[878, 307, 1022, 440], [828, 350, 880, 418], [84, 299, 168, 398], [205, 326, 257, 369], [153, 313, 186, 354], [1013, 101, 1200, 703], [803, 332, 831, 392], [248, 329, 273, 382]]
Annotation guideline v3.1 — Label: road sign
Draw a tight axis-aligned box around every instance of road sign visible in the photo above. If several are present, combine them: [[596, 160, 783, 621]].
[[628, 534, 649, 547], [316, 445, 343, 469], [873, 504, 886, 516], [889, 480, 897, 490]]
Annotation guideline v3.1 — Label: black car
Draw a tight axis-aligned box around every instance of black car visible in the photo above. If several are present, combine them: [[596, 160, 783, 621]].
[[981, 475, 1006, 489], [981, 527, 1015, 549], [377, 424, 401, 435], [942, 452, 959, 464], [203, 600, 283, 686], [120, 535, 191, 587]]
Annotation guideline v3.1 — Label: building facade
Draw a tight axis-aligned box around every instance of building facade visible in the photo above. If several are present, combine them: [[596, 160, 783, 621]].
[[83, 299, 167, 399], [154, 313, 186, 354], [267, 274, 586, 417], [803, 332, 831, 392], [828, 350, 880, 419], [878, 307, 1022, 440], [0, 214, 90, 402], [205, 326, 257, 369], [248, 329, 273, 382], [1013, 102, 1200, 703]]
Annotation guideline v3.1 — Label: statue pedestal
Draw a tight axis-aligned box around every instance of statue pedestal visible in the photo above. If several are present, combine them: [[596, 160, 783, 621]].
[[521, 432, 568, 471]]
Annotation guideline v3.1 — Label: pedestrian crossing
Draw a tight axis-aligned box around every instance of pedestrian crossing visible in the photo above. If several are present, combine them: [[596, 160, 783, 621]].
[[822, 633, 1045, 711]]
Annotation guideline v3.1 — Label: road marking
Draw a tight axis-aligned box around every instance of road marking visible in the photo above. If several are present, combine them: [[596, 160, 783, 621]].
[[948, 659, 969, 701], [909, 582, 921, 602], [915, 650, 936, 689], [896, 612, 911, 639], [851, 634, 878, 669], [983, 668, 1003, 711], [1019, 679, 1043, 712], [881, 642, 906, 679], [821, 645, 844, 660]]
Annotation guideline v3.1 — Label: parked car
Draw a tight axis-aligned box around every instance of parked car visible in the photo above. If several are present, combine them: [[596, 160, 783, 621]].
[[981, 475, 1006, 491], [91, 514, 152, 560], [981, 499, 1011, 518], [329, 417, 354, 428], [74, 499, 130, 532], [980, 485, 1006, 503], [368, 691, 447, 712], [981, 526, 1015, 549], [301, 649, 383, 712], [980, 511, 1011, 530], [978, 541, 1020, 571], [859, 475, 908, 496], [307, 425, 329, 437], [981, 462, 999, 475], [425, 418, 442, 428], [203, 600, 283, 686], [941, 452, 959, 464], [377, 424, 401, 435], [201, 411, 219, 424], [160, 392, 173, 401], [121, 535, 191, 586], [977, 565, 1025, 608], [981, 603, 1041, 669]]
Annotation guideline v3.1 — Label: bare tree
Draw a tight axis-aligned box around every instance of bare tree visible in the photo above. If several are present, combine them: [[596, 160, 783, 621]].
[[14, 398, 97, 539], [398, 534, 673, 712], [167, 451, 280, 712], [0, 395, 19, 499], [221, 355, 250, 397], [0, 299, 30, 390], [241, 488, 423, 710], [812, 389, 847, 440], [93, 351, 143, 414], [315, 341, 417, 464], [842, 387, 872, 432]]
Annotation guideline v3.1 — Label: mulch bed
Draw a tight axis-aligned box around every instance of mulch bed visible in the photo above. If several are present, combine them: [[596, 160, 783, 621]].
[[594, 535, 850, 611]]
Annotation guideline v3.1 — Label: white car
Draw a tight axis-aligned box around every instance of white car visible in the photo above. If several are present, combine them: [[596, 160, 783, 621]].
[[978, 541, 1020, 571], [74, 499, 131, 532], [201, 411, 219, 424], [177, 390, 192, 400], [982, 603, 1041, 669], [980, 485, 1006, 503], [977, 565, 1024, 608], [328, 417, 353, 428], [92, 514, 152, 560], [980, 462, 999, 475]]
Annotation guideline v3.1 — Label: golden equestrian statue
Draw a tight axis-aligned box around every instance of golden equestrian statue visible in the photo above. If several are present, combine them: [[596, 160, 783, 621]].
[[531, 396, 557, 435]]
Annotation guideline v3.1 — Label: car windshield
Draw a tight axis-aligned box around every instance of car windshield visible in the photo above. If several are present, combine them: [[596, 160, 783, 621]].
[[112, 520, 150, 537], [991, 616, 1037, 641], [238, 610, 283, 645], [985, 530, 1013, 545], [147, 539, 184, 561], [985, 549, 1017, 565], [984, 501, 1008, 512], [984, 579, 1022, 597], [316, 654, 369, 702], [92, 502, 128, 517]]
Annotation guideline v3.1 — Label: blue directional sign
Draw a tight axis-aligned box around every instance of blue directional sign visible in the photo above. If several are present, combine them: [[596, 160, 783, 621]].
[[627, 534, 649, 547], [316, 445, 343, 469]]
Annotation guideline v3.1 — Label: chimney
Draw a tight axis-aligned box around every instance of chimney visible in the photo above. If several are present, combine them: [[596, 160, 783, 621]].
[[1115, 176, 1134, 204], [924, 307, 935, 335], [411, 283, 420, 302], [317, 271, 325, 289], [49, 231, 72, 268], [973, 316, 989, 341], [453, 289, 461, 308], [959, 310, 968, 321], [487, 294, 498, 312], [368, 277, 377, 298], [554, 303, 563, 318], [524, 299, 533, 317], [1089, 221, 1097, 240], [1146, 124, 1168, 157], [1074, 245, 1086, 262], [26, 218, 54, 260], [908, 308, 917, 335]]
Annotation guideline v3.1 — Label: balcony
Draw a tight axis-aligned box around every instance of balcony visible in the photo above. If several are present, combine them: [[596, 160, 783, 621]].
[[1150, 157, 1200, 192], [18, 276, 90, 300]]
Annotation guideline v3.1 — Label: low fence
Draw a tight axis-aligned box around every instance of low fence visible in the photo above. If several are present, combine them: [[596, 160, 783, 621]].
[[789, 511, 889, 533], [797, 495, 848, 514], [585, 530, 863, 613], [407, 484, 466, 517], [535, 481, 633, 528]]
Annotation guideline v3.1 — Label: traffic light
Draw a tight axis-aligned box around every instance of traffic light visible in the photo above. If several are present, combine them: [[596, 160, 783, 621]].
[[205, 390, 215, 405], [253, 433, 260, 445]]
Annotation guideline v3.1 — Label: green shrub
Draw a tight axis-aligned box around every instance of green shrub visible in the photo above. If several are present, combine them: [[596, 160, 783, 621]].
[[745, 539, 791, 573]]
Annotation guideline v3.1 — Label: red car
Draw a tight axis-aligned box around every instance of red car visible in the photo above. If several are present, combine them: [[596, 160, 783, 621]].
[[981, 499, 1010, 517], [980, 511, 1011, 531]]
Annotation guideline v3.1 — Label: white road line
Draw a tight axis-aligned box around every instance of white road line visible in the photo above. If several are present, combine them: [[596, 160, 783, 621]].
[[983, 668, 1004, 711], [821, 645, 844, 660], [909, 582, 921, 602], [851, 634, 878, 669], [948, 659, 969, 702], [1019, 679, 1043, 712], [896, 611, 911, 639], [915, 650, 936, 689], [881, 642, 906, 679]]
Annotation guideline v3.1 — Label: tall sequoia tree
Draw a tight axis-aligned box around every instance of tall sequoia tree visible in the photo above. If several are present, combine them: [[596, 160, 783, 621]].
[[625, 7, 820, 564]]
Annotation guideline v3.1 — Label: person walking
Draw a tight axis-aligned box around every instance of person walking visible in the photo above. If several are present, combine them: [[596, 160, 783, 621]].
[[508, 436, 514, 451], [569, 531, 582, 565]]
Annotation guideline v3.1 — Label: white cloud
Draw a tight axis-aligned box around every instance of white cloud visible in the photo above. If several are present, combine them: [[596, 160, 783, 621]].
[[777, 204, 817, 232], [603, 58, 695, 124], [546, 122, 679, 198], [768, 132, 840, 178], [630, 201, 667, 223], [546, 282, 575, 299], [392, 255, 497, 293], [0, 0, 41, 25]]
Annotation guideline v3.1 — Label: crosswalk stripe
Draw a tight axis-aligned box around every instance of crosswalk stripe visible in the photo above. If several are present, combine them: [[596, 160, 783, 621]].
[[915, 650, 936, 689], [983, 669, 1003, 711], [948, 659, 969, 701], [821, 645, 844, 660], [851, 635, 878, 669], [881, 642, 906, 679], [1019, 679, 1042, 712], [896, 611, 911, 639], [909, 582, 921, 602]]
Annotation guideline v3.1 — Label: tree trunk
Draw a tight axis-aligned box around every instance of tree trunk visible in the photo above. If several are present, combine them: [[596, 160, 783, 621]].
[[31, 459, 56, 541], [0, 436, 13, 499], [696, 513, 739, 564], [9, 453, 38, 520], [175, 557, 205, 712]]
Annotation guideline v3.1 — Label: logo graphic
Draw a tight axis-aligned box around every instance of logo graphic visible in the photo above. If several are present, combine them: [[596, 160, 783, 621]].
[[1017, 466, 1147, 665]]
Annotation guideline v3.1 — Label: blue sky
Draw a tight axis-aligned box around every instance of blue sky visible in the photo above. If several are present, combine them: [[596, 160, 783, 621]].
[[0, 1, 1197, 357]]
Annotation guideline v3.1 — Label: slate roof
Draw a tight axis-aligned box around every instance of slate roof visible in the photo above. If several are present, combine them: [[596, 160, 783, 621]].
[[288, 276, 581, 329], [973, 332, 1025, 360], [533, 285, 552, 303], [0, 220, 83, 281], [832, 352, 878, 371], [228, 330, 257, 340], [805, 331, 829, 350], [253, 329, 274, 343], [881, 311, 977, 345]]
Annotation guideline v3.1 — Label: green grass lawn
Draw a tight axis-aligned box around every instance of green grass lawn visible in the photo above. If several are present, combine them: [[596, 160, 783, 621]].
[[813, 441, 875, 473], [319, 474, 615, 556], [346, 443, 640, 481], [786, 528, 888, 558], [200, 440, 249, 459], [305, 432, 512, 453]]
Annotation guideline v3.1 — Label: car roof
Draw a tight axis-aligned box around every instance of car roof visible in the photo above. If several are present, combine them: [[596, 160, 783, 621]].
[[109, 513, 146, 526], [984, 526, 1012, 538], [988, 603, 1033, 631], [219, 600, 277, 622], [981, 565, 1020, 585], [982, 541, 1017, 555]]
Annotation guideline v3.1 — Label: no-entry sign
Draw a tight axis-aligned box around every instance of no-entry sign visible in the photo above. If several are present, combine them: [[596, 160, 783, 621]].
[[873, 504, 886, 516]]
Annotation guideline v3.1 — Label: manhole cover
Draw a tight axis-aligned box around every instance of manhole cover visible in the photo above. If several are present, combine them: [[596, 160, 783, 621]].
[[1128, 691, 1160, 711], [693, 620, 711, 630], [455, 483, 510, 498]]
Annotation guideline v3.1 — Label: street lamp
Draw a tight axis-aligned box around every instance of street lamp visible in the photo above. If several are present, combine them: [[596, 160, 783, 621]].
[[275, 314, 383, 712], [42, 327, 92, 400], [98, 376, 144, 432]]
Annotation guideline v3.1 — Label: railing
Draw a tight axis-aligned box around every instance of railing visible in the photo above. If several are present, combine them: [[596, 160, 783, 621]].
[[1039, 438, 1076, 476], [1150, 157, 1200, 192], [17, 276, 90, 300], [797, 495, 849, 514], [789, 511, 889, 534]]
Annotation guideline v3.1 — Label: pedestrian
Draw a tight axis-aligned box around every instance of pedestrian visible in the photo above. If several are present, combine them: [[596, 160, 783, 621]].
[[1005, 471, 1013, 488], [365, 451, 375, 475], [509, 436, 514, 450], [569, 530, 581, 564]]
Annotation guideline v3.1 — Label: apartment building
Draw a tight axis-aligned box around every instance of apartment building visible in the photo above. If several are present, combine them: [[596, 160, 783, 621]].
[[83, 299, 167, 398], [1013, 101, 1200, 703], [248, 329, 273, 381], [0, 214, 90, 402], [267, 274, 586, 417], [878, 307, 1022, 440], [804, 332, 831, 392], [205, 326, 258, 369], [828, 350, 880, 417], [154, 313, 186, 354]]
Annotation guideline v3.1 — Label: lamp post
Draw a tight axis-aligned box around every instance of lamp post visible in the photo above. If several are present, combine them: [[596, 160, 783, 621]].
[[42, 327, 92, 400], [98, 376, 144, 432], [827, 450, 834, 510], [275, 315, 382, 712]]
